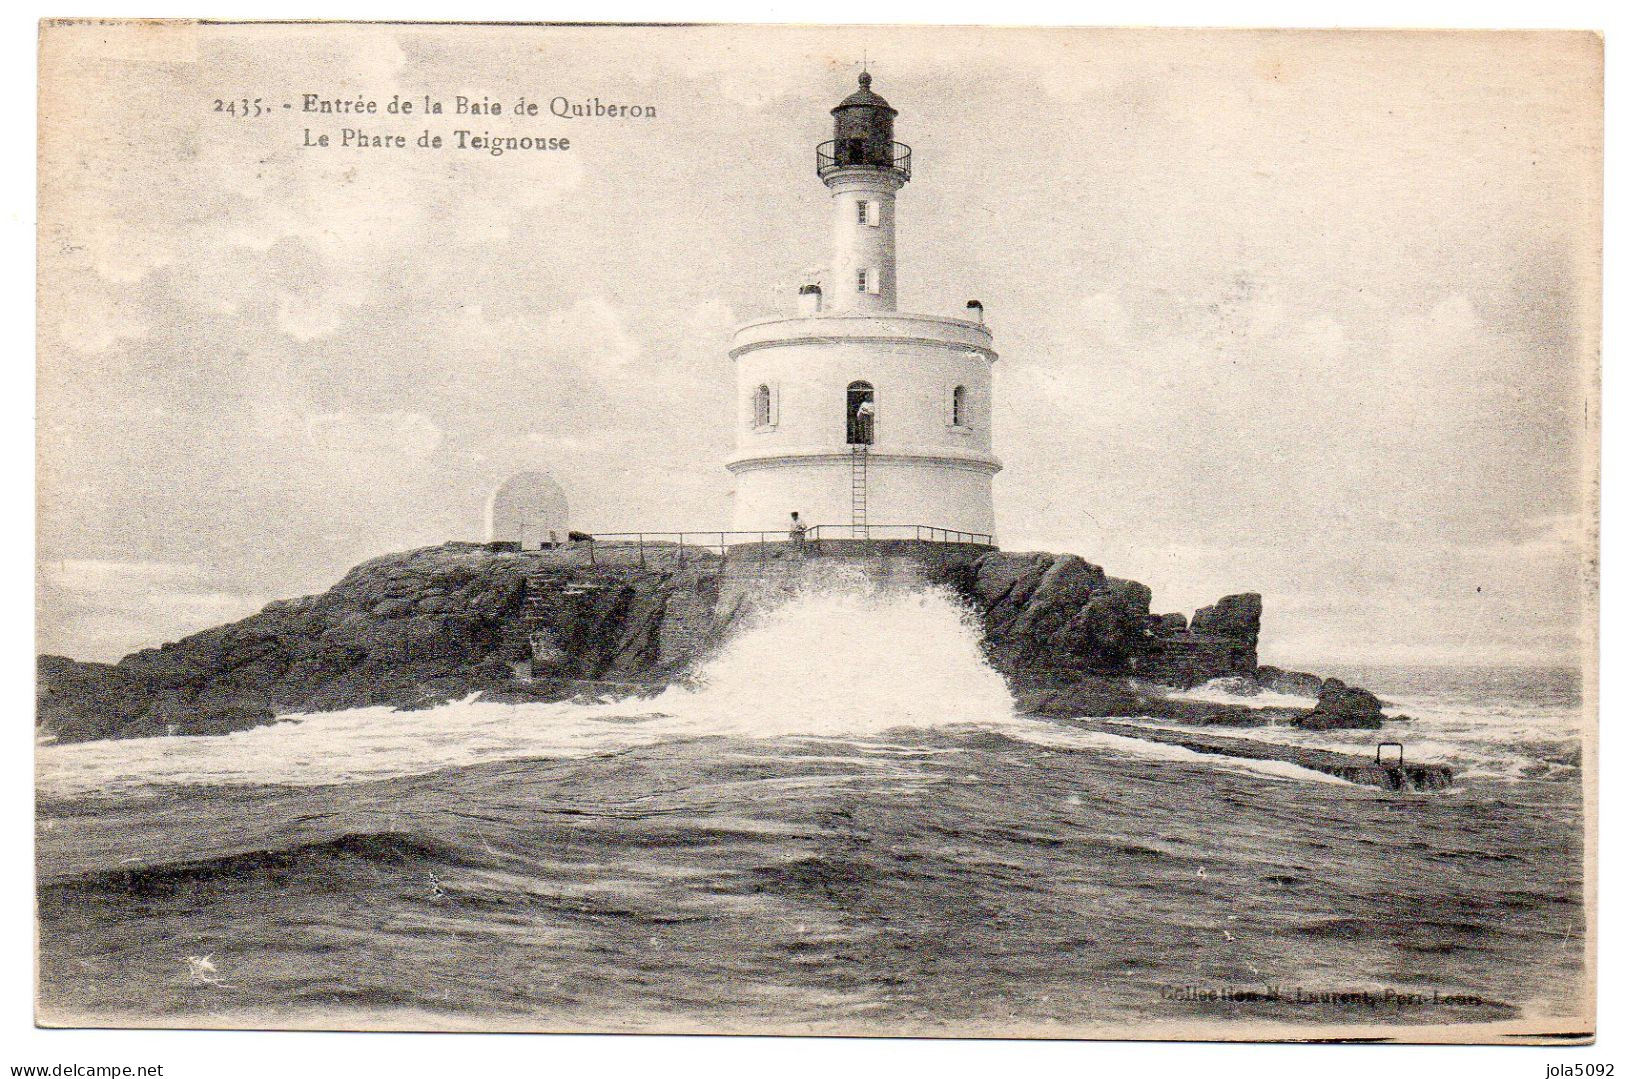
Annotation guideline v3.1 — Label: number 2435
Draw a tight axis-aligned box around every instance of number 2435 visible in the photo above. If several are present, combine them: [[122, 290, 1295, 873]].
[[213, 98, 266, 117]]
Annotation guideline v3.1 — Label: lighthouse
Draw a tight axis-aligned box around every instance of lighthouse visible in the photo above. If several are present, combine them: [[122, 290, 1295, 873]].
[[726, 72, 1001, 543]]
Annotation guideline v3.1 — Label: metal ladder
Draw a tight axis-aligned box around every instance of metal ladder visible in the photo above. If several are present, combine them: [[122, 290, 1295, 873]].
[[851, 445, 869, 538]]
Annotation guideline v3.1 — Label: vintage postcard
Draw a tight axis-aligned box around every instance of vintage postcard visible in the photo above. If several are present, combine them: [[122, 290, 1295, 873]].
[[34, 22, 1600, 1043]]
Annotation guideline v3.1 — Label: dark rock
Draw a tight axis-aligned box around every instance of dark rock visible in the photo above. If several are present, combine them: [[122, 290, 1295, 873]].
[[37, 655, 156, 743], [1017, 675, 1147, 718], [1019, 682, 1304, 729], [38, 543, 1296, 745], [1069, 578, 1153, 665], [1061, 716, 1451, 791], [1296, 677, 1386, 730], [949, 551, 1115, 675], [1190, 592, 1262, 644], [42, 546, 577, 741], [163, 704, 280, 738], [944, 552, 1169, 681], [1200, 706, 1271, 727], [1256, 665, 1325, 697], [1200, 674, 1262, 697]]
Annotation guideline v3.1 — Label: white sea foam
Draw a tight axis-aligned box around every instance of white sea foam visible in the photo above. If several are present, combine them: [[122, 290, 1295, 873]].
[[1137, 673, 1584, 783], [1162, 678, 1317, 710], [1152, 673, 1586, 783], [1003, 718, 1358, 787], [37, 578, 1017, 799]]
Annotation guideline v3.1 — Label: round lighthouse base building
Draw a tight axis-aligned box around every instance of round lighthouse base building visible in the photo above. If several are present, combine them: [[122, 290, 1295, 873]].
[[727, 312, 1000, 542]]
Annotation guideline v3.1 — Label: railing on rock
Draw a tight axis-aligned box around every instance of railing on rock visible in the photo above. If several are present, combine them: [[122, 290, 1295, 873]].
[[579, 523, 993, 568], [807, 523, 991, 545]]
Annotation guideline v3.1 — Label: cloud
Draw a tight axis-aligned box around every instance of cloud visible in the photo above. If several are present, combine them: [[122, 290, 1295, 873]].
[[37, 559, 269, 662], [276, 296, 345, 342], [52, 295, 148, 356], [44, 559, 211, 596], [1095, 531, 1590, 669], [541, 297, 642, 373], [305, 411, 444, 457], [42, 216, 177, 287]]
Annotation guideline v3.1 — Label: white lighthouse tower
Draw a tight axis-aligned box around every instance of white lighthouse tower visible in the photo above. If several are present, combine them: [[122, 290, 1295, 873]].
[[726, 72, 1001, 543]]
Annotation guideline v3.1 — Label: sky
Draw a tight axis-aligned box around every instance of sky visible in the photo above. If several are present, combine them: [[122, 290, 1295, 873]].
[[36, 24, 1600, 668]]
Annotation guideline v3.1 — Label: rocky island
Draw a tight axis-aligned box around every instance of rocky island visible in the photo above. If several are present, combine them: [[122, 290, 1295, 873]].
[[38, 541, 1405, 753]]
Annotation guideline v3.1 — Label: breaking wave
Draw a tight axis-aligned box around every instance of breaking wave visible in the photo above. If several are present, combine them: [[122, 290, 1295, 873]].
[[37, 578, 1016, 800], [663, 576, 1015, 734]]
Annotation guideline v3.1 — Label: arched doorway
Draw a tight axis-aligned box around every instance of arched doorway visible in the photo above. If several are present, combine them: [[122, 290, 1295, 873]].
[[846, 381, 875, 445]]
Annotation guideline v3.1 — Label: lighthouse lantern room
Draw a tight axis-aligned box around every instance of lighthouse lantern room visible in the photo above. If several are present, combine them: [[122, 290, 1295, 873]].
[[726, 72, 1001, 543]]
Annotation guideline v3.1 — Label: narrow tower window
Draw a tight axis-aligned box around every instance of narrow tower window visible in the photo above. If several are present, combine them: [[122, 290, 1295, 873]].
[[952, 385, 968, 427], [855, 269, 868, 293], [856, 200, 869, 225], [753, 384, 772, 428], [846, 381, 875, 445]]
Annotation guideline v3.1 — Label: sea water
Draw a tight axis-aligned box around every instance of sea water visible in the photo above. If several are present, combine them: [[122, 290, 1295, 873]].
[[1161, 665, 1584, 784], [34, 582, 1588, 1034]]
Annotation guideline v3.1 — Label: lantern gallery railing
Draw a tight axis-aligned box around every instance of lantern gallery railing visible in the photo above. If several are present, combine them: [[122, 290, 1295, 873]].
[[815, 139, 912, 180], [579, 523, 992, 566]]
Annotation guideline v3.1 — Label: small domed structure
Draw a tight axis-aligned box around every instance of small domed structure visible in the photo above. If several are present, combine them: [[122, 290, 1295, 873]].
[[484, 471, 569, 549]]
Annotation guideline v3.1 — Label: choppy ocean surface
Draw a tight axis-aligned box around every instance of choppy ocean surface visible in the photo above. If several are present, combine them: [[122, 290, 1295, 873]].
[[35, 587, 1588, 1036]]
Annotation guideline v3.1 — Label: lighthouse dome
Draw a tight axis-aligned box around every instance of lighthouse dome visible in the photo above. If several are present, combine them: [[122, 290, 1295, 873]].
[[832, 71, 896, 115], [822, 72, 909, 178]]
